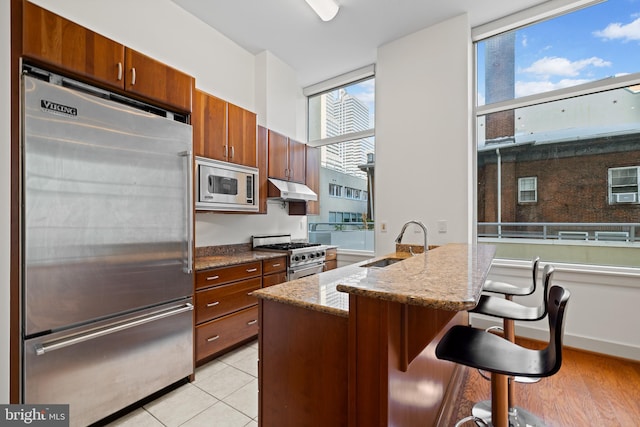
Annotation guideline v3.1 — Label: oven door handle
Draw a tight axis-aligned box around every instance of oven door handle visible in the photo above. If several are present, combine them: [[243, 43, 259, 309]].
[[289, 263, 324, 280]]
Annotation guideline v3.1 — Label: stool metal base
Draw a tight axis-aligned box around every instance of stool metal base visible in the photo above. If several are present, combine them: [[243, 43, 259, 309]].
[[472, 400, 547, 427]]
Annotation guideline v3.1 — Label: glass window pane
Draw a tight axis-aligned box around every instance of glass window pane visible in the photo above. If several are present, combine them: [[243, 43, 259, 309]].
[[477, 2, 640, 106], [309, 78, 375, 142]]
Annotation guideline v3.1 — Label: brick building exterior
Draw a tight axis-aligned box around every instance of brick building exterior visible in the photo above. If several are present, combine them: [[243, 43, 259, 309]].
[[478, 133, 640, 226]]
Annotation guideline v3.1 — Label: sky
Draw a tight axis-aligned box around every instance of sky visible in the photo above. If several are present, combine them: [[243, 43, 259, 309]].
[[477, 0, 640, 105]]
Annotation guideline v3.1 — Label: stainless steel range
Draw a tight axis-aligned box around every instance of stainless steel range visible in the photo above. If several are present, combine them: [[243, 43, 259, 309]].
[[253, 234, 328, 280]]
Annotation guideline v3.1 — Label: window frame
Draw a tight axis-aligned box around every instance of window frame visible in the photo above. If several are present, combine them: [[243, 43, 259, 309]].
[[608, 166, 640, 205], [518, 177, 538, 203]]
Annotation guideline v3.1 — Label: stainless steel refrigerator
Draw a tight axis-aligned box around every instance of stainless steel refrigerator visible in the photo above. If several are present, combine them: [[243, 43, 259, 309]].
[[21, 68, 194, 426]]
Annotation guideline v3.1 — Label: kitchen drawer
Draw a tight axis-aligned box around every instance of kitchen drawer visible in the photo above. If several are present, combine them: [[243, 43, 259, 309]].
[[196, 261, 262, 290], [195, 306, 259, 362], [195, 277, 261, 324], [262, 272, 287, 287], [262, 256, 287, 275]]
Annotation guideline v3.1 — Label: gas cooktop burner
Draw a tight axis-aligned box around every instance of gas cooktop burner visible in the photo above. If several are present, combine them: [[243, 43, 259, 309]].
[[257, 242, 321, 251]]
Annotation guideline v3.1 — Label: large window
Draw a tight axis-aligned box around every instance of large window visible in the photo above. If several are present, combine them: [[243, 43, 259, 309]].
[[305, 69, 375, 251], [476, 1, 640, 268]]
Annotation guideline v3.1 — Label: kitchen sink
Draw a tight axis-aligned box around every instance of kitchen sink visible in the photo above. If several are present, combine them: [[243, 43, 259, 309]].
[[361, 257, 405, 268]]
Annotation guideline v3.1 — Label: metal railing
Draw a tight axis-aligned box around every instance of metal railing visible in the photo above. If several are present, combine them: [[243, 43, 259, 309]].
[[308, 222, 375, 251], [478, 222, 639, 242]]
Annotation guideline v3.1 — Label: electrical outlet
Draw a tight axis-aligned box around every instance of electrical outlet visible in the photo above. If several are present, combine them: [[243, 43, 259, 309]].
[[380, 221, 388, 233], [438, 220, 447, 233]]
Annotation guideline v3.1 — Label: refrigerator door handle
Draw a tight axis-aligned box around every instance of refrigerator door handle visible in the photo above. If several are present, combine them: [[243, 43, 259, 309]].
[[34, 303, 194, 356], [180, 150, 194, 274]]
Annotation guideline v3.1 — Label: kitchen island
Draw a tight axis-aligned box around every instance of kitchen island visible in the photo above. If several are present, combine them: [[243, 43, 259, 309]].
[[252, 243, 496, 427]]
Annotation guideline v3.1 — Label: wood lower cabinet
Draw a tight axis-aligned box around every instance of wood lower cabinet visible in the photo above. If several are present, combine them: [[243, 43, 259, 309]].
[[194, 256, 287, 363], [196, 306, 259, 362], [262, 256, 287, 287], [195, 261, 262, 363], [22, 1, 193, 112], [324, 248, 338, 271], [195, 277, 261, 324]]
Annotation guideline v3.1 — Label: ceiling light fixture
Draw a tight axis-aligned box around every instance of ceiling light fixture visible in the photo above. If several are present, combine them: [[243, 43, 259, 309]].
[[304, 0, 340, 22]]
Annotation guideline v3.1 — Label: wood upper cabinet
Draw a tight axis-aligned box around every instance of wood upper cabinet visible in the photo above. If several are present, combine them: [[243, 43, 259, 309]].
[[306, 145, 320, 215], [288, 139, 306, 184], [267, 130, 289, 181], [193, 89, 257, 167], [257, 126, 269, 214], [124, 49, 193, 113], [193, 89, 227, 161], [22, 1, 125, 88], [22, 2, 193, 113], [268, 131, 306, 184], [227, 103, 257, 167]]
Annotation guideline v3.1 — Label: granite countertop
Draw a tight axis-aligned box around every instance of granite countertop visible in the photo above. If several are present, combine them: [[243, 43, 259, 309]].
[[252, 243, 496, 316], [195, 251, 286, 271]]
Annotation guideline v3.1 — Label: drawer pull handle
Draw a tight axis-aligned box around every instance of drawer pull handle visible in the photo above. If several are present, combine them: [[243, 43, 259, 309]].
[[246, 268, 258, 273], [206, 275, 220, 281], [272, 263, 281, 267], [206, 301, 220, 307], [117, 62, 123, 81], [207, 335, 220, 342], [247, 320, 257, 326], [131, 67, 136, 85]]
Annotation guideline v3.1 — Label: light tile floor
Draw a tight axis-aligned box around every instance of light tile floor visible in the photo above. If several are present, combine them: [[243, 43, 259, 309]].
[[106, 340, 259, 427]]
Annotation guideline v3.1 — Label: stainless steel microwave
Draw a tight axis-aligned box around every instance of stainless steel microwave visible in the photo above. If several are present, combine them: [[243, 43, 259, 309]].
[[195, 157, 259, 212]]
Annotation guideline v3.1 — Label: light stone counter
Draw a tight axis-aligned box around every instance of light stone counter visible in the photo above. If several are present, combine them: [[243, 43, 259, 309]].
[[195, 251, 285, 271], [252, 243, 496, 316]]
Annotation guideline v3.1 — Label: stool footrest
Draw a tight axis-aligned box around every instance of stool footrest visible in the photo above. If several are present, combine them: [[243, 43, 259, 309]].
[[472, 400, 547, 427]]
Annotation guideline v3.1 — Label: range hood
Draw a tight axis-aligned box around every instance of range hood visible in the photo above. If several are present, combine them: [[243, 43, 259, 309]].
[[268, 178, 318, 202]]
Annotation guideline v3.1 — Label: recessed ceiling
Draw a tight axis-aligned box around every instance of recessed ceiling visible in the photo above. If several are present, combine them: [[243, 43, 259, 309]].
[[172, 0, 548, 88]]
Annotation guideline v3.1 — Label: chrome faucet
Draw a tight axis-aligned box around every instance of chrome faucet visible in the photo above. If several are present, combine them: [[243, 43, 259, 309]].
[[394, 220, 428, 255]]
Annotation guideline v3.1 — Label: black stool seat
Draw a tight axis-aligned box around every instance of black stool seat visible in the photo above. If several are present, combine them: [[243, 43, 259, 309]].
[[436, 322, 558, 378], [483, 257, 540, 296], [472, 264, 553, 322], [436, 286, 571, 427]]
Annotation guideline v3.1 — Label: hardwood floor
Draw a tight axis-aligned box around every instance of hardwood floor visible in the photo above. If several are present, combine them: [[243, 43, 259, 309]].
[[448, 339, 640, 426]]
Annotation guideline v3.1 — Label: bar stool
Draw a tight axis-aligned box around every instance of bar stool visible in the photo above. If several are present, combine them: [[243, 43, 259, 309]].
[[482, 256, 540, 297], [470, 264, 555, 426], [436, 285, 571, 427]]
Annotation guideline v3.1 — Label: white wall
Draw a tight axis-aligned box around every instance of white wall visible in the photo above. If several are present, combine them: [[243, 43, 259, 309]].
[[30, 0, 256, 111], [375, 14, 472, 255], [471, 261, 640, 360], [1, 0, 10, 404]]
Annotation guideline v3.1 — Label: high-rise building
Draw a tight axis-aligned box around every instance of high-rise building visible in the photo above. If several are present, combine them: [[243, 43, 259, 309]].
[[319, 89, 373, 178]]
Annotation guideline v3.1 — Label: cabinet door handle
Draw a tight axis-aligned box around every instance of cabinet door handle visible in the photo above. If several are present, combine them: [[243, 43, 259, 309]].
[[224, 144, 228, 158], [247, 320, 257, 326], [206, 275, 220, 281], [117, 62, 123, 81], [230, 146, 235, 159], [206, 301, 220, 307], [246, 268, 258, 273], [207, 335, 220, 342], [131, 67, 136, 85]]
